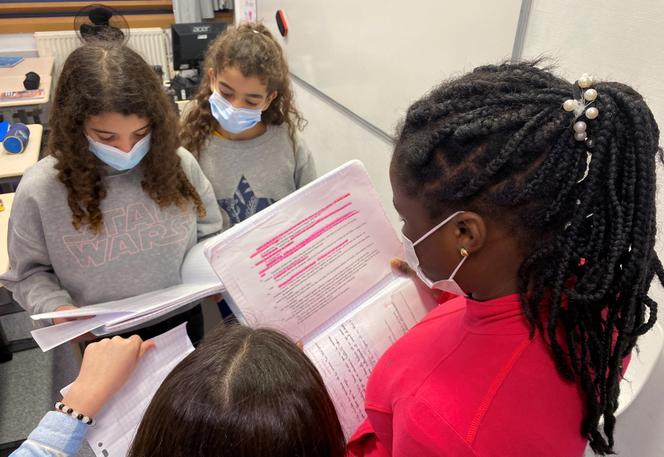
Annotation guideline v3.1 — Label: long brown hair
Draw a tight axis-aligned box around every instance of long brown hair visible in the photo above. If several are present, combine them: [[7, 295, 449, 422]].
[[180, 22, 305, 158], [48, 42, 205, 233], [128, 324, 346, 457]]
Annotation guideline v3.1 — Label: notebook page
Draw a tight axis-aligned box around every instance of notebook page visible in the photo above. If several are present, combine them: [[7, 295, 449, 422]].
[[206, 161, 401, 342], [303, 277, 437, 437], [61, 323, 195, 457]]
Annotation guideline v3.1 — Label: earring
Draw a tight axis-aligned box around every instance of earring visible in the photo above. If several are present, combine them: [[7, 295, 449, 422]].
[[460, 247, 469, 258]]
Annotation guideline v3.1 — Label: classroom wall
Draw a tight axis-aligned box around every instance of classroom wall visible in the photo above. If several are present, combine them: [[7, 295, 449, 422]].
[[292, 79, 398, 227], [296, 1, 664, 456]]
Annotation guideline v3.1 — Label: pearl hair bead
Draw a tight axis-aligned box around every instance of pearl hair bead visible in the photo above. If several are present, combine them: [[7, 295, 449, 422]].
[[564, 73, 599, 146], [584, 88, 598, 101], [585, 107, 599, 120], [573, 121, 587, 133], [563, 99, 576, 112], [578, 73, 593, 89]]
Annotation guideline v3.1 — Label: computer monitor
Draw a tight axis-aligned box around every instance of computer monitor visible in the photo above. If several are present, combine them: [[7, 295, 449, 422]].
[[171, 22, 228, 72]]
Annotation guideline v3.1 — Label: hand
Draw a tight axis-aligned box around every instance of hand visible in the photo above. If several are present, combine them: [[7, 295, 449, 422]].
[[390, 258, 415, 277], [53, 305, 89, 325], [53, 305, 96, 341], [390, 258, 443, 301], [61, 335, 155, 418]]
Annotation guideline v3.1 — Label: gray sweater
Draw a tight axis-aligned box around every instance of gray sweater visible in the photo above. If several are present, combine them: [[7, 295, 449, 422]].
[[198, 124, 316, 227], [0, 148, 223, 318]]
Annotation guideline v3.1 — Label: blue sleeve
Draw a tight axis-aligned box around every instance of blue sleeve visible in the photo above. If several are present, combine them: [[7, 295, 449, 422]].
[[10, 412, 88, 457]]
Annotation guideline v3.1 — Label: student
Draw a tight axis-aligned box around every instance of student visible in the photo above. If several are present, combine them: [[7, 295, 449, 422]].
[[348, 62, 662, 456], [11, 325, 347, 457], [0, 43, 223, 341], [180, 22, 315, 228]]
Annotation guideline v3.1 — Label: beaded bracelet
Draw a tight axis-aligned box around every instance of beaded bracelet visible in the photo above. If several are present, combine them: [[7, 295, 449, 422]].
[[55, 401, 95, 426]]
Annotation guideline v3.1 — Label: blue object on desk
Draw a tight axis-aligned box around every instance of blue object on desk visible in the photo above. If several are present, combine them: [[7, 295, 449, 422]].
[[0, 122, 9, 142], [3, 123, 30, 154], [0, 57, 24, 68]]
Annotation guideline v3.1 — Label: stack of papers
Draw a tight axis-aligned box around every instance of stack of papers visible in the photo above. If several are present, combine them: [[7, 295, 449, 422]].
[[30, 241, 224, 351]]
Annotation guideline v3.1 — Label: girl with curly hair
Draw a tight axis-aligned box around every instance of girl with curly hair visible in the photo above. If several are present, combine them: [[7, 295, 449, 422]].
[[0, 42, 222, 341], [180, 22, 315, 318], [180, 22, 315, 228]]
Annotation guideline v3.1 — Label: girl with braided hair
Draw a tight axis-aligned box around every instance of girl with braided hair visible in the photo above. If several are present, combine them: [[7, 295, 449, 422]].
[[348, 62, 662, 456]]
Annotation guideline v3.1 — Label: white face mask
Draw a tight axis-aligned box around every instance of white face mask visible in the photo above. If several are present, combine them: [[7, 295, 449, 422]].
[[87, 133, 151, 171], [402, 210, 468, 297], [209, 91, 263, 134]]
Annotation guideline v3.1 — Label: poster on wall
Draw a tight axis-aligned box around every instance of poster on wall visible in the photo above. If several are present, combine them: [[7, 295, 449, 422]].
[[235, 0, 257, 24]]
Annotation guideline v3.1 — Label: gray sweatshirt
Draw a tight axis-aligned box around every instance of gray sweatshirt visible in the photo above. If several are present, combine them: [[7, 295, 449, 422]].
[[198, 124, 316, 227], [0, 148, 223, 318]]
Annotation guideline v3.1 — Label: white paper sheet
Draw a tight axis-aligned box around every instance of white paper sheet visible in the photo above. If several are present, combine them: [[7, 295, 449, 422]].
[[206, 161, 401, 341], [304, 277, 437, 437], [31, 314, 123, 352], [61, 323, 195, 457]]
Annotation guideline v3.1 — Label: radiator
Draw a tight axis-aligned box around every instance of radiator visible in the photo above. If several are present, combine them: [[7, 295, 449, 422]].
[[34, 28, 171, 83]]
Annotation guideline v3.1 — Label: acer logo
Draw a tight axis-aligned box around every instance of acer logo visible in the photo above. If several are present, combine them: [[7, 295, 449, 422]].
[[193, 26, 211, 33]]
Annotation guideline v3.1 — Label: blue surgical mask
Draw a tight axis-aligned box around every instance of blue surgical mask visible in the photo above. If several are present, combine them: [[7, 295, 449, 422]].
[[402, 211, 468, 297], [87, 133, 152, 171], [209, 91, 262, 134]]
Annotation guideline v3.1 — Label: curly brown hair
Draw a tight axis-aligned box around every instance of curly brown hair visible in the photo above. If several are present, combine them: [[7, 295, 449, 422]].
[[180, 22, 305, 158], [48, 42, 206, 233]]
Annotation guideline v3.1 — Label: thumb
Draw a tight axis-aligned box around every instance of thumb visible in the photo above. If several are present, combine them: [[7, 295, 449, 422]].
[[390, 258, 412, 275], [138, 340, 156, 359]]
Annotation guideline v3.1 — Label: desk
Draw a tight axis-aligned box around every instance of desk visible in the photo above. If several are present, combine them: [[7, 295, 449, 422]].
[[0, 57, 54, 124], [0, 192, 30, 364], [0, 124, 43, 179], [0, 75, 52, 108], [0, 57, 54, 79], [0, 192, 14, 274]]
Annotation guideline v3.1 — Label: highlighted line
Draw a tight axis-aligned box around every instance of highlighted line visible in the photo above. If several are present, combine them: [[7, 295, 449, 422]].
[[261, 210, 358, 274], [271, 256, 309, 280], [278, 260, 317, 288], [291, 201, 353, 239], [255, 241, 294, 267], [249, 193, 351, 258]]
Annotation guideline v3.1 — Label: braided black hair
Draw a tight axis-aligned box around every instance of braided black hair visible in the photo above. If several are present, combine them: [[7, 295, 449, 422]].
[[392, 61, 662, 454]]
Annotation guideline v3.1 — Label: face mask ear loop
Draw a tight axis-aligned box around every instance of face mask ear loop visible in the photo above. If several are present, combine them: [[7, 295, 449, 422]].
[[448, 248, 469, 281], [413, 211, 465, 246]]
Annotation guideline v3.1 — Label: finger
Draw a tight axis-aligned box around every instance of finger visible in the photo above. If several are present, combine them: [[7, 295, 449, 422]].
[[82, 340, 98, 355], [390, 258, 412, 275], [71, 332, 97, 343], [67, 315, 94, 321], [138, 341, 156, 358], [127, 334, 143, 346]]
